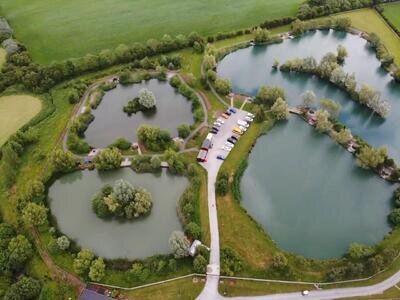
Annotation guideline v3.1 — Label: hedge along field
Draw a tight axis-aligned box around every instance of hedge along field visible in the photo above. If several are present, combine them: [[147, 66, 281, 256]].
[[0, 95, 42, 146], [382, 2, 400, 31], [0, 0, 302, 64]]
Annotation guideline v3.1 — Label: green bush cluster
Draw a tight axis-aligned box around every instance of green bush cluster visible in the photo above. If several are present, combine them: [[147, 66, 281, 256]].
[[220, 246, 243, 276], [108, 137, 131, 151], [131, 155, 161, 173], [137, 125, 172, 152], [66, 110, 94, 154]]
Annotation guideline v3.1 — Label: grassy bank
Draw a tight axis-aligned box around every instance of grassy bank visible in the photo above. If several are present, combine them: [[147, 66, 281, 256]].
[[0, 95, 42, 146], [0, 48, 6, 69], [382, 2, 400, 33], [0, 0, 302, 64]]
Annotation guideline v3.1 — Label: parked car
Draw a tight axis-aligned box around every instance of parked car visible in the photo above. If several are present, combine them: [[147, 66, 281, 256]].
[[231, 135, 240, 141], [211, 126, 219, 132], [225, 110, 232, 116], [213, 122, 221, 128], [216, 118, 225, 124], [232, 127, 243, 135], [221, 145, 232, 152], [217, 155, 225, 160], [238, 125, 247, 132], [224, 141, 234, 148], [221, 113, 229, 119], [227, 138, 236, 144], [244, 116, 254, 122], [301, 290, 309, 296], [237, 120, 249, 128], [210, 129, 218, 134], [229, 107, 237, 113], [246, 112, 255, 118]]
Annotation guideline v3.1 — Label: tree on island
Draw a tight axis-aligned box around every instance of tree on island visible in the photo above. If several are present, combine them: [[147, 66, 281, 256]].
[[356, 145, 388, 170], [336, 45, 348, 63], [256, 85, 285, 107], [320, 98, 341, 119], [138, 88, 156, 109], [315, 110, 333, 133], [93, 148, 123, 170], [331, 128, 352, 146], [92, 179, 152, 220], [137, 125, 172, 152], [271, 97, 289, 120], [301, 90, 316, 108]]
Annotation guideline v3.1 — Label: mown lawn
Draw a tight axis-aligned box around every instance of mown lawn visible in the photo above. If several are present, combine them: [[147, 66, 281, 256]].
[[0, 0, 302, 64], [124, 277, 205, 300], [382, 2, 400, 32], [337, 8, 400, 64], [0, 95, 42, 146]]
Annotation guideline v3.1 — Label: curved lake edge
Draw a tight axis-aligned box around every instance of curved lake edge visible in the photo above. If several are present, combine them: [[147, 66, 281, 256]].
[[45, 165, 199, 260], [67, 70, 200, 153], [215, 27, 400, 264]]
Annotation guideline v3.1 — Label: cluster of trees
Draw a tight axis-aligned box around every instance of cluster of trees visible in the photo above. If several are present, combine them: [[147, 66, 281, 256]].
[[93, 148, 123, 170], [0, 30, 204, 94], [291, 17, 351, 36], [0, 128, 39, 187], [253, 27, 283, 44], [177, 124, 191, 139], [389, 187, 400, 226], [356, 145, 388, 170], [92, 179, 152, 220], [281, 52, 391, 118], [271, 97, 290, 120], [108, 137, 131, 151], [169, 231, 190, 259], [220, 246, 243, 276], [67, 110, 94, 154], [123, 88, 157, 115], [216, 170, 229, 196], [365, 32, 395, 69], [177, 163, 202, 239], [73, 249, 105, 281], [0, 221, 43, 298], [127, 255, 180, 282], [297, 0, 373, 20], [214, 78, 232, 96], [169, 75, 204, 123], [50, 149, 79, 173], [326, 244, 397, 281], [131, 155, 161, 173], [255, 85, 286, 107], [137, 125, 172, 152], [193, 246, 209, 273]]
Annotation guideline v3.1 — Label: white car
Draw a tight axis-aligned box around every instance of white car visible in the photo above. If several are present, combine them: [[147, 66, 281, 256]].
[[224, 141, 234, 149], [244, 116, 254, 122], [237, 120, 249, 128], [246, 112, 255, 118], [221, 145, 232, 152], [238, 125, 247, 132], [213, 122, 222, 128], [216, 118, 225, 124]]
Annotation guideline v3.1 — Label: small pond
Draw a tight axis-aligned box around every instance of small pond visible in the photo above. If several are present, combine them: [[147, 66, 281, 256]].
[[241, 117, 394, 259], [84, 79, 194, 148], [217, 30, 400, 161], [217, 30, 400, 258], [48, 168, 188, 259]]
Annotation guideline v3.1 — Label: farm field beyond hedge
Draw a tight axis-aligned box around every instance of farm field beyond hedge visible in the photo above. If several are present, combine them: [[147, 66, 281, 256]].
[[0, 0, 302, 64], [0, 95, 41, 146], [382, 2, 400, 32]]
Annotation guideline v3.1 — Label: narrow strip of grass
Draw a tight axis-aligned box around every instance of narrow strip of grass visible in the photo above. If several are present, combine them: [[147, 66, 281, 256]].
[[0, 48, 6, 69], [123, 276, 205, 300], [382, 2, 400, 32]]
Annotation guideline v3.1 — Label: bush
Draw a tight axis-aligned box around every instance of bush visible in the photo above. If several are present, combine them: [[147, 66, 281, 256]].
[[214, 78, 232, 96], [216, 170, 229, 196], [108, 138, 131, 150], [56, 236, 70, 251], [220, 247, 243, 276], [137, 125, 172, 152], [389, 208, 400, 226], [193, 254, 207, 273], [177, 124, 191, 139], [93, 148, 123, 170], [185, 222, 201, 240]]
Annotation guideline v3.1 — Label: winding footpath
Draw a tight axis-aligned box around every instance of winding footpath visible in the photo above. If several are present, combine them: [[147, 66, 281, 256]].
[[196, 108, 400, 300]]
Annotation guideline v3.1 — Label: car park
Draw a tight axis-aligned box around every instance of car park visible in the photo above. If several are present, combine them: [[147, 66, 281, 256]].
[[217, 155, 225, 160]]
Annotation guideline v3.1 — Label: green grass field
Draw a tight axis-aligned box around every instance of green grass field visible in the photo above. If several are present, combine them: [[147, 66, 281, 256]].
[[382, 2, 400, 32], [0, 0, 302, 64], [338, 9, 400, 64], [0, 48, 6, 69], [0, 95, 42, 146]]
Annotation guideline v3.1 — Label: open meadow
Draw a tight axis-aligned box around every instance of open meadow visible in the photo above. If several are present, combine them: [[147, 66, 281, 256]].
[[0, 0, 302, 64]]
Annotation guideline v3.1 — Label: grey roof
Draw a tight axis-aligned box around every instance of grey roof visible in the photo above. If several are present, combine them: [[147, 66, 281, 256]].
[[80, 289, 112, 300]]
